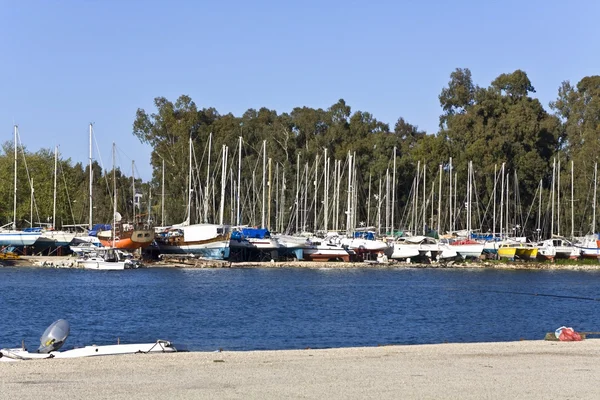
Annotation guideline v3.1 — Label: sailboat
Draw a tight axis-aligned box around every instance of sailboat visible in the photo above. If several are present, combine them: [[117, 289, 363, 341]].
[[153, 136, 232, 260], [32, 146, 76, 251], [0, 125, 42, 248]]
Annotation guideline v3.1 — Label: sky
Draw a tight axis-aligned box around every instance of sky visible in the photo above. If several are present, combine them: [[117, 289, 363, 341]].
[[1, 0, 598, 181]]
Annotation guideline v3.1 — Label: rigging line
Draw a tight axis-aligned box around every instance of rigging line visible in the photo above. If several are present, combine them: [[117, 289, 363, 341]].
[[446, 287, 600, 302]]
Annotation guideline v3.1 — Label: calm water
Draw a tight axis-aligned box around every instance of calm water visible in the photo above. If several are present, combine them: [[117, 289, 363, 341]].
[[1, 266, 599, 351]]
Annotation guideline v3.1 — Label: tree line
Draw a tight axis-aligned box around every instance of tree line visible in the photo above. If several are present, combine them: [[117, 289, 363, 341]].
[[2, 69, 599, 239]]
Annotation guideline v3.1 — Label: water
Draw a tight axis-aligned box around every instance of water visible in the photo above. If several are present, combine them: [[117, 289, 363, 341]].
[[1, 266, 599, 351]]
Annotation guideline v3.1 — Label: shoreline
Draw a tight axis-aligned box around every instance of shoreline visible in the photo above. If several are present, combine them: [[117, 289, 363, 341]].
[[2, 340, 599, 399], [4, 255, 600, 271]]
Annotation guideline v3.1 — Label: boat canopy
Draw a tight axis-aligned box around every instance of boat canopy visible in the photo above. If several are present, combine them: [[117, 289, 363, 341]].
[[241, 228, 270, 239]]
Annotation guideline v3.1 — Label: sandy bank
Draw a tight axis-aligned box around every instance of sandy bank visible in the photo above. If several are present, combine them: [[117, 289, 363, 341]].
[[2, 340, 599, 399]]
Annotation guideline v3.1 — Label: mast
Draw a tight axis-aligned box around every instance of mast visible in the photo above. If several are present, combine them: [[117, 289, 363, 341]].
[[367, 172, 371, 228], [112, 142, 116, 248], [437, 164, 442, 235], [422, 163, 426, 235], [161, 158, 165, 226], [557, 159, 561, 236], [13, 125, 18, 230], [88, 124, 93, 230], [499, 163, 505, 240], [268, 157, 272, 230], [219, 145, 227, 225], [30, 178, 33, 228], [551, 158, 555, 237], [313, 154, 318, 232], [53, 146, 58, 229], [492, 164, 497, 239], [237, 136, 242, 226], [593, 162, 597, 234], [295, 153, 300, 233], [377, 175, 382, 235], [391, 146, 396, 234], [303, 162, 308, 232], [537, 179, 542, 241], [204, 133, 212, 223], [385, 169, 390, 234], [261, 140, 266, 229], [324, 150, 329, 232], [346, 152, 353, 233], [571, 160, 574, 239], [132, 160, 136, 222], [186, 136, 193, 225], [448, 157, 453, 234]]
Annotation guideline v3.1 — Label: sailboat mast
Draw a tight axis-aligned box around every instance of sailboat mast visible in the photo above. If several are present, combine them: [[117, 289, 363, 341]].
[[313, 154, 319, 232], [367, 172, 371, 228], [204, 133, 212, 223], [499, 163, 505, 239], [346, 153, 353, 233], [268, 158, 272, 230], [448, 157, 453, 234], [132, 160, 135, 222], [557, 160, 561, 236], [593, 162, 597, 233], [30, 178, 33, 228], [13, 125, 18, 229], [324, 149, 329, 232], [112, 143, 116, 248], [219, 145, 227, 225], [161, 159, 165, 226], [377, 175, 382, 235], [537, 179, 542, 241], [261, 140, 266, 229], [391, 146, 396, 235], [187, 137, 193, 224], [88, 124, 93, 230], [53, 146, 58, 229], [437, 164, 442, 235], [422, 164, 426, 235], [551, 158, 555, 237], [492, 164, 497, 239], [571, 160, 574, 239], [295, 152, 300, 233], [237, 136, 242, 226]]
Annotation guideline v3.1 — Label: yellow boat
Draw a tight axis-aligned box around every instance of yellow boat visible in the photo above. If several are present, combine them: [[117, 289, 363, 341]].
[[498, 244, 517, 259], [498, 243, 538, 260]]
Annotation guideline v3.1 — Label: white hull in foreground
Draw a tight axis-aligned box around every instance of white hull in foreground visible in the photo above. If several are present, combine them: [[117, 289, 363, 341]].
[[0, 340, 176, 362]]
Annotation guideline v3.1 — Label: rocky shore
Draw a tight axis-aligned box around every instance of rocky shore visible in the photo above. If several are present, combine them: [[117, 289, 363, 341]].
[[5, 255, 600, 271], [2, 340, 599, 399]]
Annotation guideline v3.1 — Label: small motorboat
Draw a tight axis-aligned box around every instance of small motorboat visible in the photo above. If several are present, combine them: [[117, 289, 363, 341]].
[[0, 319, 177, 362]]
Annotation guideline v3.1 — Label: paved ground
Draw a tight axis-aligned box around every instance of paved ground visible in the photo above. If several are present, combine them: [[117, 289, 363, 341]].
[[2, 340, 599, 399]]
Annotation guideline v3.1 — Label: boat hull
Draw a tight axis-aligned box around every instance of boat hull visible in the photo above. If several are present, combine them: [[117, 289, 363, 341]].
[[156, 240, 231, 260], [0, 231, 41, 247]]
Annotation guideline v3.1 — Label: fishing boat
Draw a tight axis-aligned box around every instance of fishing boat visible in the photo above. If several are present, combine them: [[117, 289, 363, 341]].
[[154, 224, 231, 260], [0, 319, 177, 362]]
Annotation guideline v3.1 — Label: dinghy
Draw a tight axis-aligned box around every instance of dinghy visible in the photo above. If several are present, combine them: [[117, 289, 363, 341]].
[[0, 319, 177, 362]]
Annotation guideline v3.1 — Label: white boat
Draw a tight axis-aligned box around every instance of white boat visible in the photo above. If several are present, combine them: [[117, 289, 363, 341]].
[[537, 237, 579, 260], [0, 227, 42, 247], [337, 231, 388, 254], [303, 237, 352, 262], [155, 223, 231, 260], [574, 234, 600, 259], [391, 236, 457, 262], [0, 320, 177, 362], [75, 248, 139, 270], [34, 229, 77, 248]]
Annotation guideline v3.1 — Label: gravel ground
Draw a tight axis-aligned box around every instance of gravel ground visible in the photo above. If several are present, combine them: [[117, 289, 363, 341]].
[[2, 340, 599, 399]]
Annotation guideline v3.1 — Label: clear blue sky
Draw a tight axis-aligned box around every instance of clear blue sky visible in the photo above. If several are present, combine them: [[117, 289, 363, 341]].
[[2, 0, 598, 181]]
